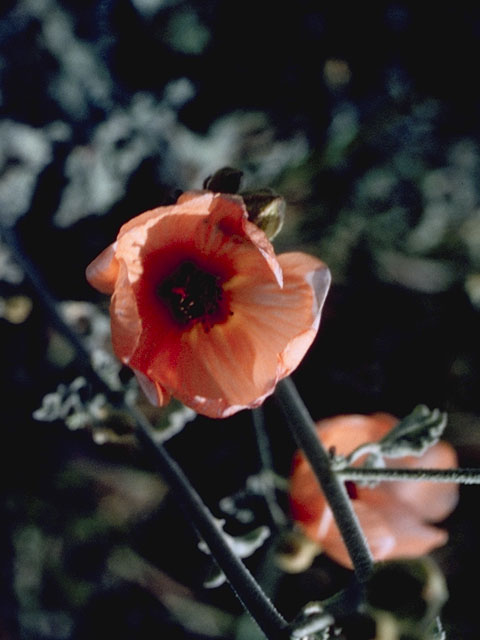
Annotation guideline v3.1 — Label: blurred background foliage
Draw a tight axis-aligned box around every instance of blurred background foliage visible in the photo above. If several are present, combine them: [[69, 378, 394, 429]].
[[2, 1, 480, 638]]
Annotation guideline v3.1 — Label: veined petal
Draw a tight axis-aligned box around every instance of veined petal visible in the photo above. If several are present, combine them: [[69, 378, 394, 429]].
[[146, 319, 276, 418], [386, 441, 459, 522], [86, 243, 119, 294], [110, 260, 142, 363], [117, 191, 214, 240], [230, 253, 330, 387], [276, 253, 331, 376], [87, 188, 332, 418]]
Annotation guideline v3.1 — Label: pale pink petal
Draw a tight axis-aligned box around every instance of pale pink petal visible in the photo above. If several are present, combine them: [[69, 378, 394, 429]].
[[319, 500, 396, 568], [316, 413, 398, 457], [367, 498, 449, 559], [110, 260, 142, 364], [386, 441, 459, 522], [86, 243, 119, 294], [117, 191, 214, 239], [275, 252, 331, 376], [229, 253, 330, 386]]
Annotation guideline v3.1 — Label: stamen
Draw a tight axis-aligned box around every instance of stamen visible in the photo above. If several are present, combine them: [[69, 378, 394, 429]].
[[158, 261, 225, 328]]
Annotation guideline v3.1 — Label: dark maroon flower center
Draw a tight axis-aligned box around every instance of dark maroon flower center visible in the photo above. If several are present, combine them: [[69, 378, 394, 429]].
[[158, 261, 224, 327], [344, 480, 359, 500]]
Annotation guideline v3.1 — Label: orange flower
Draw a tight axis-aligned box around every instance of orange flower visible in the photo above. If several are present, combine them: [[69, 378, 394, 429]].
[[86, 191, 330, 418], [289, 413, 459, 568]]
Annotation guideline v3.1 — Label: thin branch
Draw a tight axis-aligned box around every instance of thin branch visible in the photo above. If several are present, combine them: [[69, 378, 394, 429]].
[[275, 377, 374, 583], [338, 466, 480, 484], [129, 402, 289, 639], [252, 408, 288, 530]]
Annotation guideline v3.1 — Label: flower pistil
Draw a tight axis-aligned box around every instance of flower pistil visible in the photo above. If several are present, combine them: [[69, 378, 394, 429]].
[[157, 260, 229, 331]]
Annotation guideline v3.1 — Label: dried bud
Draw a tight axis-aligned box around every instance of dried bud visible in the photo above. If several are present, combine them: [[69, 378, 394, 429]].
[[274, 530, 321, 574], [203, 167, 243, 194], [241, 189, 286, 240], [365, 557, 448, 639]]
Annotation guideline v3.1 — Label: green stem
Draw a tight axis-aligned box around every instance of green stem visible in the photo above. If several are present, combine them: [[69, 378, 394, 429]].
[[338, 467, 480, 484], [275, 377, 374, 583]]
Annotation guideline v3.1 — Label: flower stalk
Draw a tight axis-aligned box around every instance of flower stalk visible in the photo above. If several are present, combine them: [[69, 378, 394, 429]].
[[275, 377, 374, 582], [129, 402, 289, 639], [337, 466, 480, 484]]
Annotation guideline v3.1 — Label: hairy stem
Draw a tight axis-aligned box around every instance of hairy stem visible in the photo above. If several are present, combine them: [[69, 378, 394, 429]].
[[338, 466, 480, 484], [275, 377, 374, 582]]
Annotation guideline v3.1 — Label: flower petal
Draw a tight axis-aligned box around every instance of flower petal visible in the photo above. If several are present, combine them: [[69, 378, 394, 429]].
[[132, 369, 171, 407], [110, 259, 142, 363], [117, 191, 214, 240], [86, 243, 119, 294], [146, 319, 276, 418], [361, 492, 449, 559], [316, 413, 398, 458], [276, 252, 331, 377], [194, 192, 283, 286], [230, 252, 330, 383], [386, 441, 459, 522], [289, 413, 457, 569], [319, 500, 396, 568]]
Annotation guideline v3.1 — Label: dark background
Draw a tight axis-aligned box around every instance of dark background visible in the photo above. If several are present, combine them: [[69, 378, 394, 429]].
[[2, 1, 480, 638]]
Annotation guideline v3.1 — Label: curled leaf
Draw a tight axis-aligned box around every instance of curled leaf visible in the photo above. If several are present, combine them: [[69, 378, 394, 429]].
[[198, 519, 270, 588], [288, 601, 335, 639], [378, 405, 447, 458]]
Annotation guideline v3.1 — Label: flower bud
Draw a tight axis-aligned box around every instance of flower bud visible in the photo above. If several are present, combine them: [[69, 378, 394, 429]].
[[203, 166, 244, 194], [241, 189, 286, 240]]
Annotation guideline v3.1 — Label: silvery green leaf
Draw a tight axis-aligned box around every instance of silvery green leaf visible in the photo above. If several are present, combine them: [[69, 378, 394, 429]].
[[203, 564, 226, 589], [199, 520, 270, 559], [289, 602, 334, 639], [378, 405, 447, 458], [199, 520, 270, 589], [432, 617, 446, 640], [151, 401, 196, 443]]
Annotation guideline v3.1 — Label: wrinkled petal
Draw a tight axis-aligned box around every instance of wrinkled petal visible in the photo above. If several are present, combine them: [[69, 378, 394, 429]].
[[110, 260, 142, 363], [197, 193, 283, 287], [117, 191, 214, 240], [276, 253, 331, 376], [86, 243, 119, 294], [230, 253, 330, 383], [316, 413, 398, 457]]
